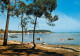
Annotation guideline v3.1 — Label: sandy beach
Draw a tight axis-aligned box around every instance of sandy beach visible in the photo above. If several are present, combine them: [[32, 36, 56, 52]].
[[0, 38, 80, 56]]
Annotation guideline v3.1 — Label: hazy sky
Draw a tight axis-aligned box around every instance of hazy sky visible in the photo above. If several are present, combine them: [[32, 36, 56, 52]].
[[0, 0, 80, 32]]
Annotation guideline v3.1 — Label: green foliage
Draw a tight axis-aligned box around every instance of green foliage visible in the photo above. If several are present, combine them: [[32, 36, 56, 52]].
[[27, 30, 52, 33], [43, 0, 57, 12], [19, 1, 27, 13], [13, 1, 27, 17], [8, 30, 22, 33], [26, 0, 58, 22], [14, 9, 21, 17], [0, 0, 19, 14], [19, 1, 27, 7], [52, 15, 58, 21], [22, 16, 33, 30], [26, 0, 44, 17], [2, 0, 9, 5], [0, 29, 4, 34], [0, 2, 5, 13], [26, 4, 33, 15], [7, 5, 14, 11], [46, 15, 58, 26], [0, 29, 52, 33], [45, 12, 52, 20]]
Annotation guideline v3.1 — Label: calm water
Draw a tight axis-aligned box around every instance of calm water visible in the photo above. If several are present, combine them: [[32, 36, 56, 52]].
[[0, 33, 80, 45]]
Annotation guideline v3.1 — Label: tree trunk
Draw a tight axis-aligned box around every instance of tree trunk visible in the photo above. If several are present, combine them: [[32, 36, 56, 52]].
[[21, 13, 23, 45], [32, 14, 37, 49], [3, 0, 10, 46]]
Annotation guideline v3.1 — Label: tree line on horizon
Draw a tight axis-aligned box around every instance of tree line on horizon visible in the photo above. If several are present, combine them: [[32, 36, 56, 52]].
[[0, 0, 58, 49], [0, 29, 52, 33]]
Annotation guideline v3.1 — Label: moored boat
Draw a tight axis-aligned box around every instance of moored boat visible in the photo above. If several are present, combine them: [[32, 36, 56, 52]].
[[68, 38, 73, 40], [37, 38, 41, 40], [42, 41, 46, 44], [10, 35, 18, 38]]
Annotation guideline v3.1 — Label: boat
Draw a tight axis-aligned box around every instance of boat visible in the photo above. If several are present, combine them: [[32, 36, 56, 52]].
[[37, 38, 41, 40], [61, 39, 64, 41], [37, 32, 41, 40], [42, 41, 46, 45], [10, 35, 18, 38], [68, 38, 73, 40]]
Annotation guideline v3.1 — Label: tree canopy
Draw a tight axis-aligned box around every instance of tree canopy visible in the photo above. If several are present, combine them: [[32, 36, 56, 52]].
[[26, 0, 58, 24], [0, 0, 58, 46]]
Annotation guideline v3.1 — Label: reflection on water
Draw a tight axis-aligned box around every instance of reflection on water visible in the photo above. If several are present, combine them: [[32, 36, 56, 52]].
[[1, 33, 80, 45]]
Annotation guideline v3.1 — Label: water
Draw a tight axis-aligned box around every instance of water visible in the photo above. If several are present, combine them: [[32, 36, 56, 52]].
[[0, 33, 80, 45]]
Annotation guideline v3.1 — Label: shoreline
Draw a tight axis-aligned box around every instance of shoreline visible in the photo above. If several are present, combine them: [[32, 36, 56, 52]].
[[0, 39, 80, 56], [0, 37, 80, 46], [0, 39, 80, 52]]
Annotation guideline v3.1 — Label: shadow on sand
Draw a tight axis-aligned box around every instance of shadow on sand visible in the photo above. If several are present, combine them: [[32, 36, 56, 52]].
[[0, 44, 64, 56]]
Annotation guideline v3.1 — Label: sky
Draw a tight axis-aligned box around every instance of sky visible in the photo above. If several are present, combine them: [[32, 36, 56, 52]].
[[0, 0, 80, 32]]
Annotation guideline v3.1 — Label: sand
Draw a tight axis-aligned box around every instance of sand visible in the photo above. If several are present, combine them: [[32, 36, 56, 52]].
[[0, 39, 80, 56]]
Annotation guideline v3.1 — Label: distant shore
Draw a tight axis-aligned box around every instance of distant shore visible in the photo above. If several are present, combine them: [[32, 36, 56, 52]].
[[0, 32, 51, 35]]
